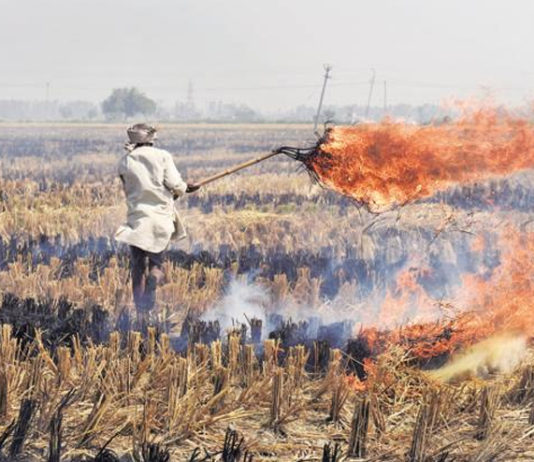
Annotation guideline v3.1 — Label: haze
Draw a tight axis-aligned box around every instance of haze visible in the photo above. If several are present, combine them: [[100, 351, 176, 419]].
[[2, 0, 533, 111]]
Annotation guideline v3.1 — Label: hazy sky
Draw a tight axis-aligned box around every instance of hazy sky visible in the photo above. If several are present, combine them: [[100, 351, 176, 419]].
[[2, 0, 533, 111]]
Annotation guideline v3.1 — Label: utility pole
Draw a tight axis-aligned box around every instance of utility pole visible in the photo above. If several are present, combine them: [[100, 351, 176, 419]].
[[383, 80, 388, 115], [313, 64, 332, 135], [186, 79, 195, 119], [45, 82, 51, 120], [187, 80, 194, 107], [365, 68, 375, 119]]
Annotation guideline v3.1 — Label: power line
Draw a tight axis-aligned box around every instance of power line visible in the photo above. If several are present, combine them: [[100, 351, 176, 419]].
[[0, 79, 368, 93], [201, 80, 368, 92], [0, 76, 531, 102], [0, 83, 46, 88]]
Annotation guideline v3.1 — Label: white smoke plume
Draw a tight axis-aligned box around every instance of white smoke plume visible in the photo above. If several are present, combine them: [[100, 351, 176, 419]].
[[201, 278, 269, 332]]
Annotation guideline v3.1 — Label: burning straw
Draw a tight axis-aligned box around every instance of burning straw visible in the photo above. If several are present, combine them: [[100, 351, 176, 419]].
[[279, 109, 534, 212]]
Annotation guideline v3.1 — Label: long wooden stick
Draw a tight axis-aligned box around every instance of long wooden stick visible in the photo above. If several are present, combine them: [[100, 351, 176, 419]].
[[190, 150, 281, 187]]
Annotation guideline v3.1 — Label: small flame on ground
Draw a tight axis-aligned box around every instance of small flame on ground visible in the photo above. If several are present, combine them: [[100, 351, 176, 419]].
[[352, 228, 534, 364]]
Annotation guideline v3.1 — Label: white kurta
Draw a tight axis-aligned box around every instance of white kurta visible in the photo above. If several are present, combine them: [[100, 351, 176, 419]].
[[115, 146, 188, 253]]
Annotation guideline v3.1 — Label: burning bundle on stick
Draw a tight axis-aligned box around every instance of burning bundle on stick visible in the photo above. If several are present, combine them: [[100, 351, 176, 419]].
[[280, 110, 534, 211], [192, 109, 534, 212]]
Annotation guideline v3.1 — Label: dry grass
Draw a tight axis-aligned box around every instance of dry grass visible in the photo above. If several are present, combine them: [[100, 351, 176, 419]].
[[0, 327, 531, 460]]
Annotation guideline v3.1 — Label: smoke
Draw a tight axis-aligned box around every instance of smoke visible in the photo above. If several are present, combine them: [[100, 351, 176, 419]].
[[198, 224, 533, 368], [200, 275, 359, 346], [428, 333, 527, 383], [201, 277, 269, 332]]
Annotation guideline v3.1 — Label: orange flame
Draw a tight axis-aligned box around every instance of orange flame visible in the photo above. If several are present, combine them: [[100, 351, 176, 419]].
[[309, 110, 534, 211], [360, 227, 534, 360]]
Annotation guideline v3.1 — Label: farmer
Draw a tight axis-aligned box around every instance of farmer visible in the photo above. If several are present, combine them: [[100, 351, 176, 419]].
[[115, 123, 199, 328]]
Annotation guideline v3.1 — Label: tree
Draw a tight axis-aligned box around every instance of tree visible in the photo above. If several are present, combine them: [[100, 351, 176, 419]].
[[101, 87, 156, 120]]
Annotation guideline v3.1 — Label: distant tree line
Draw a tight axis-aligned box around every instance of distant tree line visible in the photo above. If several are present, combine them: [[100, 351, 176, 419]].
[[0, 100, 99, 121], [0, 86, 461, 123]]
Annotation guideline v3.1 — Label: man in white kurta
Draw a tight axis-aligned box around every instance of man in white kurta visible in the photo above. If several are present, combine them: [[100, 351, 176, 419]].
[[115, 123, 199, 322]]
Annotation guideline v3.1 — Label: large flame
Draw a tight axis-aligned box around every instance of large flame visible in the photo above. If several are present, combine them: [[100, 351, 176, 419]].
[[306, 110, 534, 211]]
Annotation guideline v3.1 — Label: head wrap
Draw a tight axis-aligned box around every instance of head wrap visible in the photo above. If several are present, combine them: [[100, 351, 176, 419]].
[[126, 123, 158, 145]]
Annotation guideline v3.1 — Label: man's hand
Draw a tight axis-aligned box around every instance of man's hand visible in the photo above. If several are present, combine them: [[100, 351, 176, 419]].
[[186, 183, 201, 193]]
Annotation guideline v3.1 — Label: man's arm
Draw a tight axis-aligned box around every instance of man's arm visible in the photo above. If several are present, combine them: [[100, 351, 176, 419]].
[[163, 151, 188, 198]]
